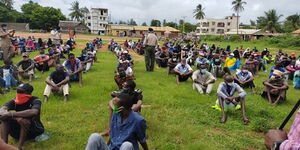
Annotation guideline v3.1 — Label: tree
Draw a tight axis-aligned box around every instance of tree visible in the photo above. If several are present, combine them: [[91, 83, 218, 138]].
[[283, 14, 300, 32], [165, 22, 178, 28], [193, 4, 205, 20], [257, 9, 283, 33], [30, 6, 66, 29], [80, 6, 89, 14], [69, 1, 83, 21], [0, 0, 13, 10], [232, 0, 247, 34], [0, 5, 15, 22], [150, 19, 161, 27], [163, 19, 166, 26], [128, 18, 137, 26], [141, 22, 147, 26], [178, 22, 196, 33], [250, 20, 256, 26], [21, 1, 41, 23]]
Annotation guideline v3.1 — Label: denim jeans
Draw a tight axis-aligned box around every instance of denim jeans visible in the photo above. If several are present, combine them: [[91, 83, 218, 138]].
[[0, 76, 5, 87], [85, 133, 133, 150], [3, 73, 17, 89]]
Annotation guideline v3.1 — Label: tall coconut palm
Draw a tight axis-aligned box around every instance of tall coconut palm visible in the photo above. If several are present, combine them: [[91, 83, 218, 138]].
[[69, 1, 83, 21], [257, 9, 283, 33], [284, 14, 300, 31], [193, 4, 205, 20], [232, 0, 247, 35]]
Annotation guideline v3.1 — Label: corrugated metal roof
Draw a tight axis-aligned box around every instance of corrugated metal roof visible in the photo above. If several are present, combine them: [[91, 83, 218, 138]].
[[226, 29, 261, 35], [108, 25, 180, 32]]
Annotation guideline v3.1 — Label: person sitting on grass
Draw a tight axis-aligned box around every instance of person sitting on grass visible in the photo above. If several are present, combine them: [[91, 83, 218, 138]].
[[195, 52, 209, 66], [0, 59, 19, 92], [0, 139, 17, 150], [294, 70, 300, 89], [174, 58, 193, 84], [34, 50, 50, 74], [114, 62, 133, 89], [43, 64, 70, 102], [224, 53, 240, 72], [216, 75, 249, 125], [63, 53, 83, 86], [101, 80, 143, 136], [155, 47, 169, 68], [78, 50, 93, 73], [192, 63, 216, 95], [262, 70, 289, 105], [85, 93, 149, 150], [167, 54, 179, 74], [233, 65, 256, 93], [269, 61, 289, 79], [17, 53, 35, 82], [0, 83, 45, 150]]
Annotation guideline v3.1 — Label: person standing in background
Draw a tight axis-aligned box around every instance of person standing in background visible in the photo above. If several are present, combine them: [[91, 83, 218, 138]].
[[0, 24, 15, 61], [143, 28, 158, 72]]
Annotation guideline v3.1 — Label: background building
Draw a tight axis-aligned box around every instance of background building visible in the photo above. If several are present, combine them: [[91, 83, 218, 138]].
[[196, 15, 239, 35], [0, 22, 30, 32], [58, 21, 89, 33], [84, 8, 108, 35], [106, 25, 180, 38]]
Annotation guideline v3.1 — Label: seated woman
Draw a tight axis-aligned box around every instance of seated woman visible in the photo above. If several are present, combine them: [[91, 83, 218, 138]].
[[25, 37, 35, 52], [286, 60, 299, 80], [294, 70, 300, 89], [262, 70, 289, 105]]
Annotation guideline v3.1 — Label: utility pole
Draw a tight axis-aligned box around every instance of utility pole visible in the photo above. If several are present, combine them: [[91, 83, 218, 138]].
[[182, 16, 187, 33]]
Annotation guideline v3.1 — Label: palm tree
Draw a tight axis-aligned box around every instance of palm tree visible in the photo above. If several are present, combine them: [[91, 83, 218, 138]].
[[284, 14, 300, 31], [232, 0, 247, 35], [257, 9, 283, 33], [193, 4, 205, 20], [69, 1, 83, 21]]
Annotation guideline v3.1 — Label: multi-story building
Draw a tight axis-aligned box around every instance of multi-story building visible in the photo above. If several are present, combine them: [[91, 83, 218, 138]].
[[84, 8, 108, 35], [196, 15, 239, 35]]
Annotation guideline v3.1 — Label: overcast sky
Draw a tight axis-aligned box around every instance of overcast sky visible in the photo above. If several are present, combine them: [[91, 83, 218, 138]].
[[13, 0, 300, 25]]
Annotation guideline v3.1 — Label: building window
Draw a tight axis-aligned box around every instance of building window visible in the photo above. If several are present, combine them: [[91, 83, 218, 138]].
[[103, 17, 106, 21], [212, 22, 215, 25], [211, 29, 215, 32], [227, 22, 231, 26], [100, 23, 102, 26], [101, 10, 103, 15], [227, 29, 230, 32], [217, 22, 225, 27], [100, 17, 102, 20], [217, 29, 224, 34], [88, 23, 91, 26], [88, 16, 91, 19], [202, 22, 209, 27]]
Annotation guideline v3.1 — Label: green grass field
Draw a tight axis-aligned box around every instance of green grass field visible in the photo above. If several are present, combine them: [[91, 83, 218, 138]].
[[1, 36, 300, 150]]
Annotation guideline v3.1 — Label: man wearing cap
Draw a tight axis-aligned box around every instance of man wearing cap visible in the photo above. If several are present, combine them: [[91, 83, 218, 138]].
[[43, 64, 70, 102], [17, 53, 35, 82], [174, 59, 193, 84], [262, 70, 289, 105], [0, 83, 44, 150], [195, 52, 209, 66], [143, 28, 158, 72], [0, 24, 15, 61]]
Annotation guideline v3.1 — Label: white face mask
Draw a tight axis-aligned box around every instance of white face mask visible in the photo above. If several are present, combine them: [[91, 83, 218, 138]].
[[227, 82, 234, 86], [200, 69, 207, 74], [172, 58, 177, 61]]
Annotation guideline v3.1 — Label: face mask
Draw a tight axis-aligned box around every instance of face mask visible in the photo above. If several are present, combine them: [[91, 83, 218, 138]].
[[227, 82, 234, 87], [200, 69, 207, 74], [229, 56, 233, 59], [2, 27, 7, 32], [15, 93, 32, 105], [172, 58, 177, 61], [242, 70, 248, 73]]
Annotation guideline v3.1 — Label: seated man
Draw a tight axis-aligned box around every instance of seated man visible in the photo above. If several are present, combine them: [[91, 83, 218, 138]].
[[233, 65, 256, 93], [217, 75, 249, 125], [224, 53, 240, 71], [78, 50, 93, 73], [195, 52, 209, 66], [0, 139, 17, 150], [270, 61, 289, 79], [155, 47, 169, 68], [262, 70, 289, 105], [85, 93, 148, 150], [43, 64, 70, 102], [101, 80, 143, 136], [168, 54, 179, 74], [0, 83, 44, 150], [114, 62, 133, 89], [174, 59, 193, 84], [34, 51, 50, 73], [0, 60, 18, 92], [192, 64, 216, 95], [63, 53, 83, 86], [17, 53, 35, 82]]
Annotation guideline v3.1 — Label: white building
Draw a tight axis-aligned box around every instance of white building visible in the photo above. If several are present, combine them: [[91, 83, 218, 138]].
[[84, 8, 109, 35], [196, 15, 239, 35]]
